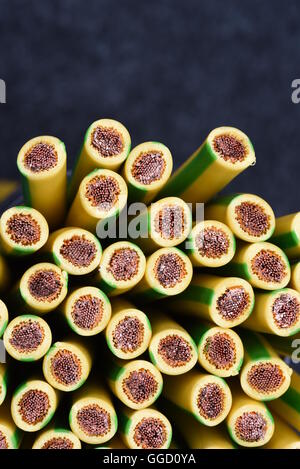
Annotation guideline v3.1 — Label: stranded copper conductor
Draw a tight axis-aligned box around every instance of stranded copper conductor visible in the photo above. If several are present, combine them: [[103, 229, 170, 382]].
[[196, 226, 229, 258], [0, 431, 8, 449], [197, 383, 225, 420], [9, 320, 44, 353], [6, 213, 41, 246], [28, 269, 62, 302], [50, 349, 82, 386], [60, 235, 97, 268], [76, 404, 111, 437], [71, 295, 104, 330], [18, 389, 50, 425], [235, 411, 267, 443], [213, 134, 247, 163], [122, 369, 158, 404], [85, 175, 120, 211], [91, 126, 124, 157], [134, 417, 167, 449], [272, 293, 300, 329], [251, 249, 286, 283], [154, 253, 187, 288], [24, 143, 58, 172], [217, 286, 250, 321], [106, 248, 139, 281], [203, 332, 236, 370], [112, 316, 145, 353], [131, 151, 166, 185], [41, 437, 74, 450], [247, 363, 285, 394], [154, 205, 186, 240], [235, 202, 270, 237], [158, 334, 192, 367]]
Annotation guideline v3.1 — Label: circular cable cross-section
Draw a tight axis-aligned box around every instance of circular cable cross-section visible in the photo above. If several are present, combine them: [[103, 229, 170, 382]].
[[62, 286, 111, 336], [242, 288, 300, 337], [169, 274, 254, 328], [187, 220, 236, 267], [43, 341, 92, 392], [197, 326, 244, 377], [123, 141, 173, 204], [11, 379, 58, 432], [0, 206, 49, 256], [4, 315, 52, 361], [69, 387, 117, 445], [132, 247, 193, 300], [240, 357, 292, 401], [19, 263, 68, 314], [108, 359, 163, 410], [149, 315, 198, 375], [227, 393, 274, 448], [17, 135, 67, 228], [224, 241, 291, 290], [205, 193, 275, 243], [48, 227, 102, 276], [66, 169, 128, 233], [163, 371, 232, 427], [120, 407, 172, 449], [94, 241, 146, 296], [106, 299, 152, 359]]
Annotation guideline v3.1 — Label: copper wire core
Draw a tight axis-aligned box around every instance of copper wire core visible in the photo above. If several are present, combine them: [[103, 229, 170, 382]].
[[28, 269, 62, 302], [91, 126, 124, 157], [134, 417, 167, 449], [76, 404, 111, 437], [235, 202, 270, 237], [71, 295, 104, 330], [23, 142, 58, 172], [122, 369, 158, 404], [106, 248, 139, 281], [60, 235, 97, 268], [196, 226, 230, 258], [235, 411, 267, 443], [158, 334, 192, 367], [50, 349, 82, 386], [18, 389, 50, 425], [216, 286, 250, 321], [131, 151, 166, 185], [9, 319, 44, 353], [197, 383, 225, 420], [0, 431, 8, 449], [154, 253, 187, 288], [203, 332, 236, 370], [213, 134, 247, 163], [272, 293, 300, 329], [154, 205, 186, 240], [41, 437, 74, 449], [85, 175, 120, 211], [247, 362, 285, 394], [6, 213, 41, 246], [251, 249, 286, 283], [112, 316, 145, 353]]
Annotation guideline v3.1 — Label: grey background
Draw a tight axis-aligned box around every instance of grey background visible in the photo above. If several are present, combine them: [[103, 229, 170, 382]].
[[0, 0, 299, 215]]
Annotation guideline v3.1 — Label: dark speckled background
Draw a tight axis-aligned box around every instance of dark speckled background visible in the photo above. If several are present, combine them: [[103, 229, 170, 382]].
[[0, 0, 299, 215]]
